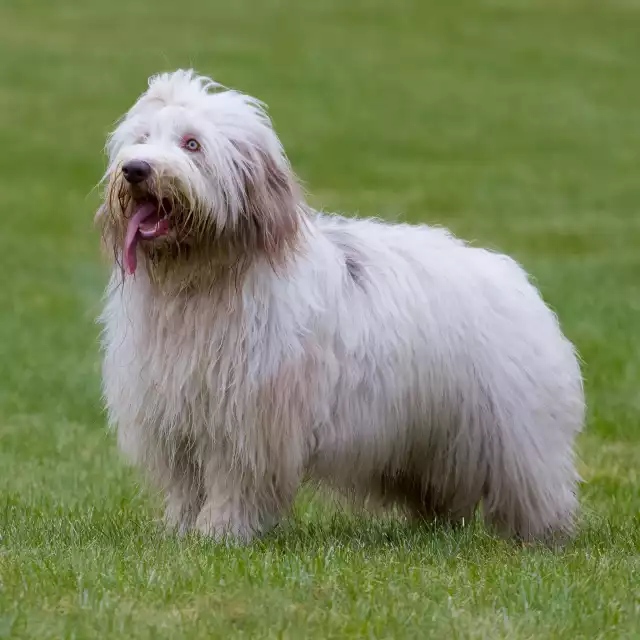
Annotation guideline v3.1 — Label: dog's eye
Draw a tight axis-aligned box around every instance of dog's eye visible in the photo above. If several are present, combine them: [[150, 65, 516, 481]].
[[183, 138, 201, 152]]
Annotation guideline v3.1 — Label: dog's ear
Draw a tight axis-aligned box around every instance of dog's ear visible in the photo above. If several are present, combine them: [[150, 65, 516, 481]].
[[233, 146, 301, 266]]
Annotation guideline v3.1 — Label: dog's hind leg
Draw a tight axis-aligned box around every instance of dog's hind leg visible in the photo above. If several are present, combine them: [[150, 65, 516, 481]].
[[480, 430, 580, 542], [482, 470, 578, 542]]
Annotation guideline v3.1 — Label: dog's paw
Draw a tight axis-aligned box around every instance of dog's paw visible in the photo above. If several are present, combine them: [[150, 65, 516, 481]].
[[194, 502, 259, 544], [164, 494, 201, 536], [164, 509, 196, 536]]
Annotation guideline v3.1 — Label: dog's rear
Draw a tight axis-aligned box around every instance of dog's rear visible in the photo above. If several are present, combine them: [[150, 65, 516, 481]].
[[303, 214, 583, 539], [98, 70, 584, 542]]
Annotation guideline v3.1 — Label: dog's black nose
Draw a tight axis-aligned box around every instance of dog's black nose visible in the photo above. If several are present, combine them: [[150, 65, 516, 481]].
[[122, 160, 151, 184]]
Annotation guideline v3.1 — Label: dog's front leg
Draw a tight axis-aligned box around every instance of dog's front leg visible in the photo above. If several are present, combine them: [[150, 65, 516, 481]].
[[194, 457, 293, 543], [164, 479, 203, 535]]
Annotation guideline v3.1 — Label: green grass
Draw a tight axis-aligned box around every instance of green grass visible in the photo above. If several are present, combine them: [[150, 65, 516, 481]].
[[1, 0, 639, 637]]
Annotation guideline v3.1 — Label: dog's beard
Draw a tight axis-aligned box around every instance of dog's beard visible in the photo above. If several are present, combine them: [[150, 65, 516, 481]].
[[100, 173, 215, 280]]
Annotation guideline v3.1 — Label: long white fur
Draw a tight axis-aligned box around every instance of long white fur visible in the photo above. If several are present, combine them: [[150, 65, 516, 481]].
[[99, 70, 585, 542]]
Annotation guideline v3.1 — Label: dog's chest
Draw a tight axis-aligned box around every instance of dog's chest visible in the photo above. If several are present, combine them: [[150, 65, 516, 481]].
[[101, 277, 308, 439], [102, 284, 258, 434]]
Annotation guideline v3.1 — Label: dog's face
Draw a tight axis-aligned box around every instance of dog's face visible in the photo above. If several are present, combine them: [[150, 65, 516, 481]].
[[98, 70, 300, 279]]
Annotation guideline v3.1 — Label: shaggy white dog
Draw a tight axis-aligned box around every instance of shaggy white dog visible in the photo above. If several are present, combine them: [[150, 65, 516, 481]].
[[97, 69, 585, 543]]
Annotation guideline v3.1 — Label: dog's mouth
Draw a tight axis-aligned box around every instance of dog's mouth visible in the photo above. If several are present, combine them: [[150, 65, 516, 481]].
[[125, 198, 172, 274]]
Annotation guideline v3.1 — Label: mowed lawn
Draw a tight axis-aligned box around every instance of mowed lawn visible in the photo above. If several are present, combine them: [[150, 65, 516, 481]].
[[1, 0, 639, 637]]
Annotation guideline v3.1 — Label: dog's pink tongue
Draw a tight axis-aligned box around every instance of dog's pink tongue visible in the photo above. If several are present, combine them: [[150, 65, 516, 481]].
[[124, 203, 157, 275]]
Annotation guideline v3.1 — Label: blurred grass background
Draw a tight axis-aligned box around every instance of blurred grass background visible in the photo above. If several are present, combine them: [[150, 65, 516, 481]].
[[0, 0, 639, 637]]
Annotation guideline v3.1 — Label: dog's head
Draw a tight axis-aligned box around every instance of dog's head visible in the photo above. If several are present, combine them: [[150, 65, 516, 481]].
[[98, 70, 301, 281]]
